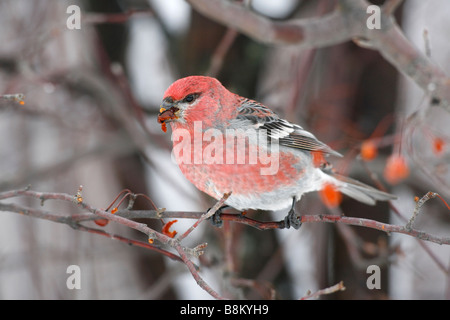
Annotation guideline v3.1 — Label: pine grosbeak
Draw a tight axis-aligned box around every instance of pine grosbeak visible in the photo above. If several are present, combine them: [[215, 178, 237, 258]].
[[158, 76, 396, 229]]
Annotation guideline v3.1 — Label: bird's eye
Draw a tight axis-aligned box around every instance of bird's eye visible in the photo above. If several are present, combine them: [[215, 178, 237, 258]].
[[184, 94, 196, 103]]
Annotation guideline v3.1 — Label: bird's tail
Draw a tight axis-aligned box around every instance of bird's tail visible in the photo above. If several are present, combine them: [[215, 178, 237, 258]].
[[331, 173, 397, 205]]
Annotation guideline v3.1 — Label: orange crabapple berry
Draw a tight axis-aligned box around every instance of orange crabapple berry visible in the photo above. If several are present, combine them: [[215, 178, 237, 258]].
[[432, 136, 445, 155], [320, 183, 343, 208], [383, 154, 409, 185], [360, 140, 378, 161]]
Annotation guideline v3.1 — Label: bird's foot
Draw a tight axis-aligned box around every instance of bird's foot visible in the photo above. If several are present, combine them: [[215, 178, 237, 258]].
[[208, 205, 229, 228], [284, 198, 302, 229]]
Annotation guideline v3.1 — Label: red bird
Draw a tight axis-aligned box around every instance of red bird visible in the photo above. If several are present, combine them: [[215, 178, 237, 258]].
[[158, 76, 396, 229]]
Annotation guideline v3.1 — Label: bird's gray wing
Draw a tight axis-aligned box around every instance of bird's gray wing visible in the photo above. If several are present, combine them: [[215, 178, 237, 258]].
[[234, 98, 342, 157]]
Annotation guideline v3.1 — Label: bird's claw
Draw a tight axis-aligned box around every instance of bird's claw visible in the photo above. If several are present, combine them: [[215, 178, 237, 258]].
[[284, 208, 302, 230], [210, 211, 223, 227], [208, 205, 229, 228]]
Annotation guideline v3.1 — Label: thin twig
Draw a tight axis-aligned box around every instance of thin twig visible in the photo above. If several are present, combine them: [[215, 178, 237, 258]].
[[174, 244, 226, 300], [0, 202, 184, 262], [116, 203, 450, 246], [83, 9, 154, 24], [207, 29, 239, 78], [406, 191, 437, 231], [177, 192, 231, 242], [2, 187, 450, 299], [382, 0, 404, 15], [1, 93, 25, 104], [230, 278, 276, 300], [120, 209, 450, 245], [300, 281, 346, 300], [0, 187, 230, 299]]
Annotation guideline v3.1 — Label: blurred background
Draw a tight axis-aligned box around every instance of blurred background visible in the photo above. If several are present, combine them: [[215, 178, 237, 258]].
[[0, 0, 449, 299]]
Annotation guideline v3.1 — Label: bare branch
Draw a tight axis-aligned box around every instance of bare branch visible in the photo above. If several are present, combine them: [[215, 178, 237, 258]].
[[1, 186, 448, 300], [207, 29, 239, 77], [123, 208, 450, 246], [186, 0, 353, 47], [406, 191, 437, 230], [0, 187, 232, 299], [82, 9, 154, 24], [300, 281, 346, 300], [177, 192, 231, 242], [186, 0, 450, 109], [302, 214, 450, 246], [383, 0, 404, 15], [174, 245, 226, 300]]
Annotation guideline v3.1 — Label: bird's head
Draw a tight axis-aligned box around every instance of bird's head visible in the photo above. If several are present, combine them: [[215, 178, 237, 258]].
[[158, 76, 234, 132]]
